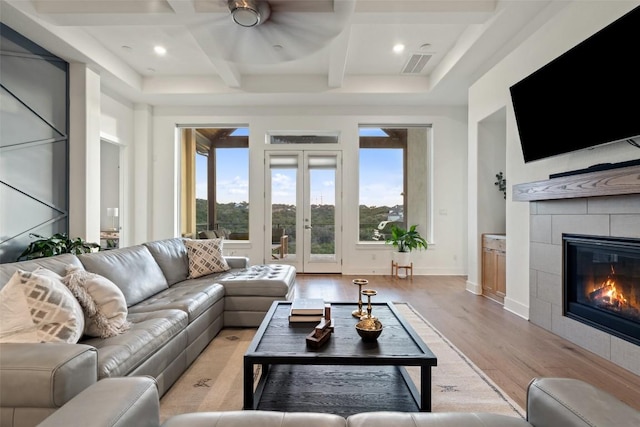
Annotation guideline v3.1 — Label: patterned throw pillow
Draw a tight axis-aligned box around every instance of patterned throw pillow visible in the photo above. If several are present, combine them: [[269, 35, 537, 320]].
[[63, 266, 131, 338], [184, 238, 230, 279], [0, 269, 84, 344]]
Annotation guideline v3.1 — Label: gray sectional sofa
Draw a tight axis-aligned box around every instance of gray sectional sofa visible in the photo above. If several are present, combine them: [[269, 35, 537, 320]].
[[0, 238, 296, 427], [38, 376, 640, 427]]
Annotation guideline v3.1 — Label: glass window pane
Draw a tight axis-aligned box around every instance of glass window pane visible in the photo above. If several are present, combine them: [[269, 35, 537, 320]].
[[195, 152, 208, 233], [268, 131, 339, 144], [359, 147, 404, 241], [216, 147, 249, 239], [271, 167, 297, 257], [310, 168, 335, 259]]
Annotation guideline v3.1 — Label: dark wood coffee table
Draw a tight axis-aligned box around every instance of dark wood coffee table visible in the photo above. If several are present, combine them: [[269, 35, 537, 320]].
[[243, 301, 437, 413]]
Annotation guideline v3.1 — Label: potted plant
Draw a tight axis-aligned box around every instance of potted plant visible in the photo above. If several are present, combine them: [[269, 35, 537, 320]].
[[385, 224, 428, 268], [17, 232, 100, 261]]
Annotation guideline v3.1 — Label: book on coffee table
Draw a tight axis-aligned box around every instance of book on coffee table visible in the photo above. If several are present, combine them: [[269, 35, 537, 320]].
[[288, 313, 324, 323], [290, 298, 325, 315]]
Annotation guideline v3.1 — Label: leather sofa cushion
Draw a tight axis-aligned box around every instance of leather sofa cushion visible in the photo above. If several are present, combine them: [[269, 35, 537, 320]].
[[0, 343, 97, 408], [218, 265, 295, 297], [225, 257, 250, 269], [346, 412, 531, 427], [144, 238, 190, 286], [38, 377, 160, 427], [129, 281, 225, 322], [81, 309, 187, 378], [224, 295, 284, 312], [527, 377, 640, 427], [0, 254, 83, 290], [78, 245, 168, 307], [162, 411, 347, 427]]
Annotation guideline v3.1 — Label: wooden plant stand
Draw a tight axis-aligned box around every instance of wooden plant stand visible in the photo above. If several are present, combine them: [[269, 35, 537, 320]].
[[391, 261, 413, 279]]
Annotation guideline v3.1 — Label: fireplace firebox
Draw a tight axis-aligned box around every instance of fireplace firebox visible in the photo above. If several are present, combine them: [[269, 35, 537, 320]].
[[563, 234, 640, 345]]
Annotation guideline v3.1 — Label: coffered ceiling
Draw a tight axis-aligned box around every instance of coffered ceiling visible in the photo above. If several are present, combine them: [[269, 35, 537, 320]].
[[1, 0, 560, 107]]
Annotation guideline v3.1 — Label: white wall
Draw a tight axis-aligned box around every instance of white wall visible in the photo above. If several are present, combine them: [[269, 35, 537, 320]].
[[477, 109, 506, 238], [151, 105, 468, 275], [468, 1, 640, 318], [68, 64, 101, 244]]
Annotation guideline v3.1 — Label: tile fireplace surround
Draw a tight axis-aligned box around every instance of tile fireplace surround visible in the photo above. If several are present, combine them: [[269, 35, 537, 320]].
[[514, 165, 640, 376]]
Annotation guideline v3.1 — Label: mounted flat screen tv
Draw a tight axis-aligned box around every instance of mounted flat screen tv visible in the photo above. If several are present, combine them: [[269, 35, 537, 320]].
[[510, 6, 640, 163]]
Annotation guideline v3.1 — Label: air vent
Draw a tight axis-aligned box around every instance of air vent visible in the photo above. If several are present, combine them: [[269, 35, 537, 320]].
[[401, 53, 432, 74]]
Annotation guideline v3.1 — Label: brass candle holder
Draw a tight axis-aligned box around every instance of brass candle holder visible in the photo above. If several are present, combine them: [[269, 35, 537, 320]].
[[355, 289, 382, 341], [361, 289, 377, 319], [351, 279, 368, 318]]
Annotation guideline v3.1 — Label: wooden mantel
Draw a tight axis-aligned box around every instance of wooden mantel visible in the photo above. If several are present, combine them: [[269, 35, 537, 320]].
[[512, 165, 640, 202]]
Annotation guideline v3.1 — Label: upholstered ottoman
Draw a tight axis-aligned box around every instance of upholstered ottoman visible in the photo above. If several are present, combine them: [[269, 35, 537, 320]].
[[217, 264, 296, 327]]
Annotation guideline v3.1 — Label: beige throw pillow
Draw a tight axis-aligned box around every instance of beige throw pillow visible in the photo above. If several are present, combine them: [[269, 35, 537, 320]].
[[63, 266, 131, 338], [0, 269, 84, 344], [184, 238, 230, 278]]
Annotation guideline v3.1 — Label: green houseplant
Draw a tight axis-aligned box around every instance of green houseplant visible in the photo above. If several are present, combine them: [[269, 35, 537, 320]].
[[385, 224, 428, 253], [17, 232, 100, 261], [385, 224, 427, 277]]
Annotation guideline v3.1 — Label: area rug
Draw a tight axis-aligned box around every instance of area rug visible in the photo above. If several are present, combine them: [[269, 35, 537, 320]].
[[159, 304, 525, 422], [395, 303, 524, 418]]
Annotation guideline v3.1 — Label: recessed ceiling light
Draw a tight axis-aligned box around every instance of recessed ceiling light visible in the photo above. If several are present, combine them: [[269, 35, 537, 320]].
[[419, 43, 431, 51], [154, 45, 167, 56], [121, 45, 132, 52], [147, 68, 156, 73], [393, 44, 405, 54], [273, 44, 283, 51]]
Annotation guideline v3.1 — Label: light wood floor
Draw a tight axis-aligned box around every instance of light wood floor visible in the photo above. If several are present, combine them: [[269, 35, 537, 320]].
[[294, 273, 640, 411]]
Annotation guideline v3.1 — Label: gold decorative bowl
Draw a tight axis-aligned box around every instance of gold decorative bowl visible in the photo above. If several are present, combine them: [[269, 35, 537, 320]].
[[355, 317, 383, 342]]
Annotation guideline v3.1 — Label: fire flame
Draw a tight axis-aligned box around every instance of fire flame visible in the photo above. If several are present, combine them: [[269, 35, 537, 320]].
[[589, 266, 629, 309]]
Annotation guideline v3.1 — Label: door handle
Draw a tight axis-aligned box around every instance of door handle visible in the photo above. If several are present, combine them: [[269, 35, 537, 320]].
[[304, 225, 313, 229]]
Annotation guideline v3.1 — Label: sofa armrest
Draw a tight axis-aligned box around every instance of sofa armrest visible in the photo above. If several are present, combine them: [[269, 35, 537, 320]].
[[0, 343, 97, 409], [38, 377, 160, 427], [527, 377, 640, 427], [224, 256, 250, 269]]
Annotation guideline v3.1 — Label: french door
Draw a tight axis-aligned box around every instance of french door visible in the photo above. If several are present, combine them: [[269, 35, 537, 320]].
[[265, 150, 342, 273]]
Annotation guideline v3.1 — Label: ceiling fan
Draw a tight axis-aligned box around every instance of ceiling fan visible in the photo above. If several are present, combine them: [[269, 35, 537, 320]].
[[228, 0, 271, 27], [195, 0, 355, 64]]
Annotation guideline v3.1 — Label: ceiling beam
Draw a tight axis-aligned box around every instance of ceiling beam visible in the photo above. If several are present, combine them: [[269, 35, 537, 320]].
[[328, 26, 351, 88], [188, 26, 242, 88], [209, 58, 242, 88], [355, 1, 496, 13], [33, 0, 174, 14], [166, 0, 196, 15]]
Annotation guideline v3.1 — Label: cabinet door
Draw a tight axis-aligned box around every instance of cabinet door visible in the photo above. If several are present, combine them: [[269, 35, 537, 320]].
[[482, 248, 497, 292]]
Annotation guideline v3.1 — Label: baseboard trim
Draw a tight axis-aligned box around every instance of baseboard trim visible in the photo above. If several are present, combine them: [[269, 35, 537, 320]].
[[504, 297, 529, 320], [465, 280, 482, 295], [342, 267, 466, 276]]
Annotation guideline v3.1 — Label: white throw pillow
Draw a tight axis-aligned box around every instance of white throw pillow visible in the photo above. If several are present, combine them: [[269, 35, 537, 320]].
[[63, 266, 131, 338], [0, 269, 84, 344], [184, 238, 230, 279]]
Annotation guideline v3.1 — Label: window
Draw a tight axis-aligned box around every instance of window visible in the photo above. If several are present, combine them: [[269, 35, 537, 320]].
[[181, 127, 249, 240], [267, 131, 340, 144], [358, 126, 430, 242]]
